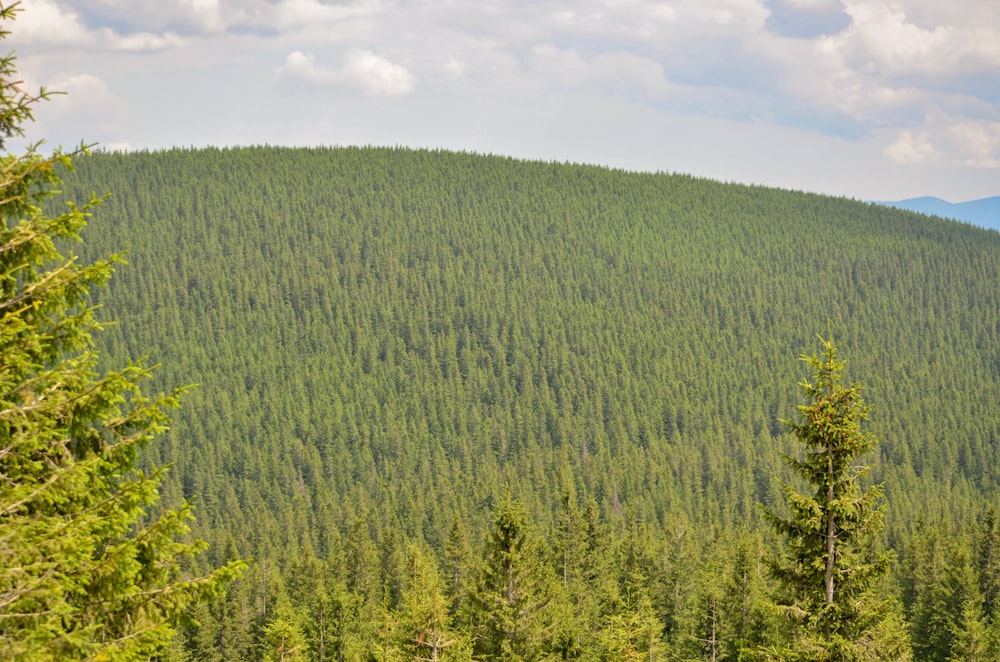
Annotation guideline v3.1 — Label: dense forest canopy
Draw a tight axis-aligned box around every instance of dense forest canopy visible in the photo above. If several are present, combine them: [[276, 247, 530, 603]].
[[53, 146, 1000, 659]]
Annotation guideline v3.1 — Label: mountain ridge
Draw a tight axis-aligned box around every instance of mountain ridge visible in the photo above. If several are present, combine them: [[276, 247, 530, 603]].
[[874, 195, 1000, 231]]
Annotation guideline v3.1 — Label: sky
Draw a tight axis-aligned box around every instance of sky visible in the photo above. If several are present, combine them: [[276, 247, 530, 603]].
[[8, 0, 1000, 202]]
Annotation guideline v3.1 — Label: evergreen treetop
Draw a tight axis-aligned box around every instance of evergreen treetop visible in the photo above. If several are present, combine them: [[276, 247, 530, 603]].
[[765, 336, 906, 661]]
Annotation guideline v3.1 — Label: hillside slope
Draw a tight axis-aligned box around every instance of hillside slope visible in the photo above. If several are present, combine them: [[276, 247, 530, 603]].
[[57, 147, 1000, 561]]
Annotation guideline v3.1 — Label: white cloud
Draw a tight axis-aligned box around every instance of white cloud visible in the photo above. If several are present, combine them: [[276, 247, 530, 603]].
[[885, 117, 1000, 168], [839, 1, 1000, 77], [20, 71, 126, 147], [884, 129, 940, 164], [278, 51, 339, 84], [948, 120, 1000, 169], [272, 0, 381, 31], [12, 0, 91, 46], [11, 0, 184, 51], [782, 0, 843, 8], [279, 49, 416, 96], [762, 35, 928, 125], [181, 0, 226, 33], [547, 0, 767, 43], [9, 0, 1000, 201], [878, 0, 1000, 32], [342, 50, 417, 96], [444, 57, 466, 76], [40, 0, 380, 36], [97, 28, 186, 52], [15, 71, 118, 120], [48, 72, 112, 96], [88, 0, 228, 33], [742, 0, 1000, 148]]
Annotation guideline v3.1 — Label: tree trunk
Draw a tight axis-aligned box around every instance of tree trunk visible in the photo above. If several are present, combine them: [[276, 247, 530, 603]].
[[826, 446, 836, 617]]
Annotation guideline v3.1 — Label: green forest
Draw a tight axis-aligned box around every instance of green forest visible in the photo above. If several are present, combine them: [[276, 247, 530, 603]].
[[40, 145, 1000, 659]]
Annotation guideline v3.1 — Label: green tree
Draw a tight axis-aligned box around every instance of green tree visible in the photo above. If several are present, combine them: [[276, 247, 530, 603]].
[[540, 496, 617, 661], [976, 506, 1000, 622], [391, 543, 471, 661], [0, 5, 241, 659], [908, 531, 992, 661], [52, 139, 1000, 657], [442, 515, 473, 620], [764, 336, 904, 661], [947, 597, 993, 662], [468, 493, 556, 661], [599, 570, 667, 661], [720, 532, 779, 660], [261, 603, 309, 661], [905, 525, 951, 660]]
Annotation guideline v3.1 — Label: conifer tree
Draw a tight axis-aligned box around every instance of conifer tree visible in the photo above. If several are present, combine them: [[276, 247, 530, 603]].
[[468, 493, 556, 660], [324, 580, 367, 661], [720, 532, 778, 660], [261, 602, 309, 661], [910, 534, 992, 661], [947, 597, 993, 662], [0, 5, 241, 658], [976, 506, 1000, 622], [443, 515, 473, 620], [549, 490, 599, 659], [906, 525, 951, 660], [764, 336, 905, 661], [392, 543, 471, 661], [600, 570, 668, 661]]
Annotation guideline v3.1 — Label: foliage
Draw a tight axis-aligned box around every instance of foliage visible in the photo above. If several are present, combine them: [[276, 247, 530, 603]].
[[599, 571, 667, 661], [468, 494, 556, 660], [260, 604, 308, 662], [391, 543, 471, 661], [764, 337, 905, 661], [56, 146, 1000, 563], [0, 5, 241, 659], [46, 141, 1000, 657]]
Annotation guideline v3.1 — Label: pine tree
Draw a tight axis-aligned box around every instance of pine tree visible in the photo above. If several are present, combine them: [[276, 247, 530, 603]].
[[468, 493, 556, 661], [599, 570, 668, 661], [763, 336, 904, 661], [906, 525, 951, 661], [0, 6, 241, 658], [285, 548, 338, 662], [720, 532, 778, 660], [976, 506, 1000, 622], [549, 490, 599, 659], [260, 603, 309, 661], [947, 597, 992, 662], [910, 534, 992, 661], [442, 514, 473, 620], [392, 543, 471, 661]]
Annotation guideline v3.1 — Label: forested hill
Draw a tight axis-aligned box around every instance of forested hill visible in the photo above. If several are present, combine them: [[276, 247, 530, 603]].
[[61, 145, 1000, 542], [56, 146, 1000, 656]]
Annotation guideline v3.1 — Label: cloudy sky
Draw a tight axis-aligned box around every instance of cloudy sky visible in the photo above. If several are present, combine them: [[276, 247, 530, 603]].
[[9, 0, 1000, 201]]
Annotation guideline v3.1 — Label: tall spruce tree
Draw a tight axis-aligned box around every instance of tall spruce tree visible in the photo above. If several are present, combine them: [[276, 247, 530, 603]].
[[764, 336, 908, 661], [392, 543, 471, 661], [0, 5, 241, 659], [468, 493, 556, 661], [600, 570, 668, 661]]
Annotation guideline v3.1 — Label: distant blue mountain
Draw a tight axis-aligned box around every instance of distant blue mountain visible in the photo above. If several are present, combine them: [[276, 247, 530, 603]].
[[874, 196, 1000, 232]]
